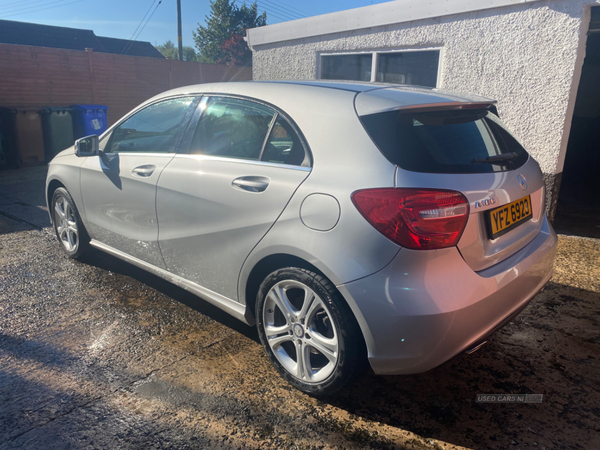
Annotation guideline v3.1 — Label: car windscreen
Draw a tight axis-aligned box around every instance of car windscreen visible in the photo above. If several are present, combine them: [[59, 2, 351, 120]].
[[359, 108, 529, 173]]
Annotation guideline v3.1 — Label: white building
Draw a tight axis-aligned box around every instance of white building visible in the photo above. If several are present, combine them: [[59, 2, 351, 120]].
[[247, 0, 600, 222]]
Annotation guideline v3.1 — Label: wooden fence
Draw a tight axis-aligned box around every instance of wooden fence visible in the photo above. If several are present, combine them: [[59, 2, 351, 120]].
[[0, 43, 252, 126]]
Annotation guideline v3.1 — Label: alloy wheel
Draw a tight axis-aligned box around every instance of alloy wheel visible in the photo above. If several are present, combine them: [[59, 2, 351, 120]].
[[262, 280, 339, 383], [54, 196, 78, 252]]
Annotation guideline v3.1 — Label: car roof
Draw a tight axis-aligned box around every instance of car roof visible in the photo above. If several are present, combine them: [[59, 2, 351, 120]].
[[147, 80, 496, 117]]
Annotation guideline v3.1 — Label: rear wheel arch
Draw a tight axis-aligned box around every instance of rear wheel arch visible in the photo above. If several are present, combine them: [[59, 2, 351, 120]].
[[243, 253, 369, 357], [244, 254, 324, 323]]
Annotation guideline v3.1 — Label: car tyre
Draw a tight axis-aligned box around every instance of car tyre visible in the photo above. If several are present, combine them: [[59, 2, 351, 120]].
[[51, 187, 90, 260], [256, 267, 366, 396]]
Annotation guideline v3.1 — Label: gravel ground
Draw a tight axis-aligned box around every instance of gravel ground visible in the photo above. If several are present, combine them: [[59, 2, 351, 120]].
[[0, 167, 599, 450]]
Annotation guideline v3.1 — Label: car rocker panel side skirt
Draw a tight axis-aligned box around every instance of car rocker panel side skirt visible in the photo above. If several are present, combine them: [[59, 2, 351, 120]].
[[89, 239, 253, 325]]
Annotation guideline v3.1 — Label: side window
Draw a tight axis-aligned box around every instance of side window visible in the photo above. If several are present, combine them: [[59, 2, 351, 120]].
[[261, 116, 307, 166], [106, 97, 195, 154], [190, 97, 275, 160]]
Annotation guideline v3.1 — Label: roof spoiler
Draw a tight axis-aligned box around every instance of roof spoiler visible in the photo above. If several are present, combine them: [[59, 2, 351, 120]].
[[391, 101, 497, 114]]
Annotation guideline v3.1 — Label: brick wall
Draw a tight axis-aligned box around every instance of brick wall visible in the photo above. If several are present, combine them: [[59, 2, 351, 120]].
[[0, 43, 252, 126]]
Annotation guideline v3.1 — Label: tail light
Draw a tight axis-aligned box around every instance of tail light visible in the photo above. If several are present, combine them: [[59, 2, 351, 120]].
[[351, 188, 470, 250]]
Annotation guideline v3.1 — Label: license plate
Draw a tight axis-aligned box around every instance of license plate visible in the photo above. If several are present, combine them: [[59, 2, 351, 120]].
[[487, 195, 532, 239]]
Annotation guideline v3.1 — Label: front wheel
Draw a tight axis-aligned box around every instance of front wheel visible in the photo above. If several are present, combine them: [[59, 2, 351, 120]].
[[51, 187, 90, 260], [256, 268, 366, 396]]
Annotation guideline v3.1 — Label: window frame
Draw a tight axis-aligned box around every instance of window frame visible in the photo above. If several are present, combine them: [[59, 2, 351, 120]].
[[99, 95, 200, 155], [178, 94, 313, 169], [318, 47, 443, 87]]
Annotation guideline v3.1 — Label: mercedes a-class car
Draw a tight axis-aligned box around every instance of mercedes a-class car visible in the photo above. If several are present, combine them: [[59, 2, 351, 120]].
[[46, 81, 557, 395]]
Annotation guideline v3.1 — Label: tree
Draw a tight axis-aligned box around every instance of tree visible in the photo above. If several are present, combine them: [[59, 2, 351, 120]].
[[183, 46, 199, 62], [193, 0, 266, 66], [155, 40, 199, 62]]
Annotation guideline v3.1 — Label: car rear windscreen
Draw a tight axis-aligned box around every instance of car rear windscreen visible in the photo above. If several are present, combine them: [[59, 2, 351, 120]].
[[359, 108, 529, 173]]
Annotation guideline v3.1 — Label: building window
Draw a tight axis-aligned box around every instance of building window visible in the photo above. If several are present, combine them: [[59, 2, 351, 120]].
[[377, 51, 439, 87], [320, 49, 440, 87], [321, 54, 373, 81]]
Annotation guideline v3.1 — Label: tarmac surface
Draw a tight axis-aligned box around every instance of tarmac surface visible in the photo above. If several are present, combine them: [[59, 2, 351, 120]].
[[0, 166, 599, 450]]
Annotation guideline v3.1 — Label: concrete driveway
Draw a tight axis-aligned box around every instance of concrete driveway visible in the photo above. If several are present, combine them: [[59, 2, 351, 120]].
[[1, 166, 599, 450]]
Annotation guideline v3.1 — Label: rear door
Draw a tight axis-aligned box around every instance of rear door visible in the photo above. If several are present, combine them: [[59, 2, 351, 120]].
[[80, 96, 198, 268], [156, 96, 311, 300], [358, 103, 545, 271]]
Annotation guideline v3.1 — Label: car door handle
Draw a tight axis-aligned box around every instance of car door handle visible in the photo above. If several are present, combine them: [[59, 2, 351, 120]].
[[132, 165, 156, 177], [232, 176, 270, 193]]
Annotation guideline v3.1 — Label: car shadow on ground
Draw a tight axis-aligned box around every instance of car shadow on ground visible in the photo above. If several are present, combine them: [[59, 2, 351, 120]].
[[77, 248, 260, 343], [1, 334, 401, 450]]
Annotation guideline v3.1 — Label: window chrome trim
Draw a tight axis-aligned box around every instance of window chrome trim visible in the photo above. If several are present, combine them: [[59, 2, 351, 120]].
[[101, 152, 177, 158], [172, 153, 312, 172]]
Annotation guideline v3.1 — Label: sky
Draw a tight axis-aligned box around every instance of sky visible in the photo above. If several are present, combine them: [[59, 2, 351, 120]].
[[0, 0, 392, 49]]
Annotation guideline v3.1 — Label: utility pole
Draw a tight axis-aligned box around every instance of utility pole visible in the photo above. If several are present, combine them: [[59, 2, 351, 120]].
[[177, 0, 183, 61]]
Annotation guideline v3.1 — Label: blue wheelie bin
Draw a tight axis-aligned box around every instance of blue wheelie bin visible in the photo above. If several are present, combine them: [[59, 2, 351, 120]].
[[70, 104, 108, 139]]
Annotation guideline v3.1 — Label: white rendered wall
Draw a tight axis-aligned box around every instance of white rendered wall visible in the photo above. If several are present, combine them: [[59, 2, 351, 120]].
[[251, 0, 598, 209]]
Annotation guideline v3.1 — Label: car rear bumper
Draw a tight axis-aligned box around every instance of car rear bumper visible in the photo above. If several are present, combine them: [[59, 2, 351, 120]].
[[337, 215, 558, 375]]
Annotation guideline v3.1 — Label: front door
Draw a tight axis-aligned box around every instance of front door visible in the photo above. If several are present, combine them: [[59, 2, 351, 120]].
[[80, 96, 198, 268], [157, 96, 311, 300]]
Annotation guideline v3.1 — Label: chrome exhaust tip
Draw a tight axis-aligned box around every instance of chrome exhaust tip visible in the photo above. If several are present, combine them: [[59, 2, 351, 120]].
[[465, 340, 488, 355]]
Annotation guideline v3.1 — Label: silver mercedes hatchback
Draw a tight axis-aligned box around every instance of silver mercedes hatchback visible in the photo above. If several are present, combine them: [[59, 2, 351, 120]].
[[46, 81, 557, 396]]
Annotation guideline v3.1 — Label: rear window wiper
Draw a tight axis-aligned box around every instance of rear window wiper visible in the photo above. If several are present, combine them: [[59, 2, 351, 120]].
[[472, 152, 518, 166]]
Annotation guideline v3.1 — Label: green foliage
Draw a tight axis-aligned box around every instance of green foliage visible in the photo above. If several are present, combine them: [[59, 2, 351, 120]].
[[155, 40, 199, 62], [193, 0, 266, 66], [183, 46, 199, 62]]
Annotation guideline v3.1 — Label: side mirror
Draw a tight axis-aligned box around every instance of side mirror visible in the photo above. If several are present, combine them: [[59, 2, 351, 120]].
[[74, 135, 99, 157]]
